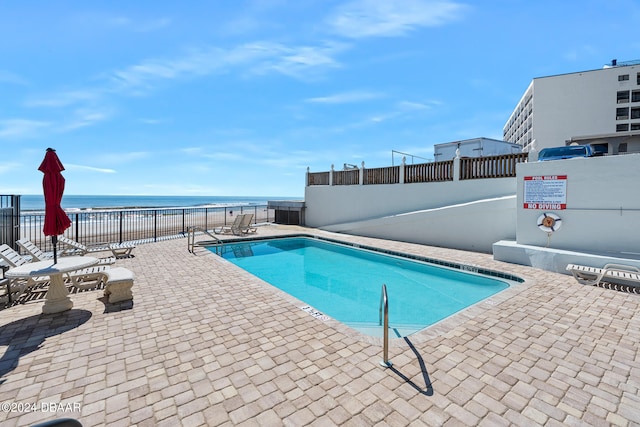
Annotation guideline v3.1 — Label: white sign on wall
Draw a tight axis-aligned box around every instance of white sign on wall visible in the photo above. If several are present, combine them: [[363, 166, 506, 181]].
[[523, 175, 567, 209]]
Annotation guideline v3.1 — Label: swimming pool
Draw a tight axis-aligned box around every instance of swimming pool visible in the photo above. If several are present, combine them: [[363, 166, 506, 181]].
[[213, 236, 518, 337]]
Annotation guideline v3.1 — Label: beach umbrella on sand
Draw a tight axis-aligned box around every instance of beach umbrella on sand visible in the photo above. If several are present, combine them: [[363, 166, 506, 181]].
[[38, 148, 71, 264]]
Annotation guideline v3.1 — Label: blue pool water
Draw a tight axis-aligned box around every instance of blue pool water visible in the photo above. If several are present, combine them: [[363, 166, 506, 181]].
[[215, 237, 512, 337]]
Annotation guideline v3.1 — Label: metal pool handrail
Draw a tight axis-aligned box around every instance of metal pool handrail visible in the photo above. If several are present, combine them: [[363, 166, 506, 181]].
[[379, 284, 392, 368], [187, 226, 223, 255]]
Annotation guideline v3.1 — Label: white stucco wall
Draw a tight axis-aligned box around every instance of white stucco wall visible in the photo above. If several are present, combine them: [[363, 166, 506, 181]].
[[516, 154, 640, 254], [305, 174, 518, 253], [321, 195, 516, 253], [305, 178, 516, 227]]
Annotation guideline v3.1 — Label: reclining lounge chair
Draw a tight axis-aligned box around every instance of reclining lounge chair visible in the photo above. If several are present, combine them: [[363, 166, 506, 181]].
[[214, 214, 244, 235], [17, 238, 115, 264], [566, 263, 640, 287], [1, 244, 134, 301], [58, 236, 135, 259], [236, 213, 257, 235]]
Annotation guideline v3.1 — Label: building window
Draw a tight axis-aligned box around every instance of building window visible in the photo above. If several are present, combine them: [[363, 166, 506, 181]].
[[619, 74, 629, 81], [637, 72, 640, 85], [619, 143, 628, 153], [632, 90, 640, 103], [631, 123, 640, 131], [617, 123, 629, 132], [616, 107, 629, 120], [632, 107, 640, 119], [618, 91, 630, 103]]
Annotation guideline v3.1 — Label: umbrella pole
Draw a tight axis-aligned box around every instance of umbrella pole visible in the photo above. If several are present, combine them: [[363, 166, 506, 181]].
[[52, 235, 58, 264]]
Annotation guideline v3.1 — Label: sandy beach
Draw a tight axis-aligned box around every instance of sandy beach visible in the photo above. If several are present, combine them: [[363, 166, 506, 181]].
[[17, 206, 273, 251]]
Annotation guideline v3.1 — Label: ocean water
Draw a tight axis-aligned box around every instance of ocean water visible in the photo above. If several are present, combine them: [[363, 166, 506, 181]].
[[19, 194, 301, 212]]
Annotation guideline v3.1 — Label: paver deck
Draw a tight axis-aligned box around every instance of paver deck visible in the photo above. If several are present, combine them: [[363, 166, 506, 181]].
[[1, 225, 639, 426]]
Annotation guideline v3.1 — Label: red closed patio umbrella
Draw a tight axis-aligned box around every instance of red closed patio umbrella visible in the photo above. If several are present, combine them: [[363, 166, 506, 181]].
[[38, 148, 71, 263]]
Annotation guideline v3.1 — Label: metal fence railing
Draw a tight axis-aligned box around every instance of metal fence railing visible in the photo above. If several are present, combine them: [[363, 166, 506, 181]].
[[4, 203, 273, 253], [0, 195, 20, 251]]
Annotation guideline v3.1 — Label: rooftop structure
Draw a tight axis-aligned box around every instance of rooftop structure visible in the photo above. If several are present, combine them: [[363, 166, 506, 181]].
[[504, 59, 640, 153], [433, 137, 521, 161]]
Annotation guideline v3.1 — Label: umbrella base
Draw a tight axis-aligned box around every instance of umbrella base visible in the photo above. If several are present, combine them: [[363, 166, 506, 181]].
[[43, 276, 73, 314]]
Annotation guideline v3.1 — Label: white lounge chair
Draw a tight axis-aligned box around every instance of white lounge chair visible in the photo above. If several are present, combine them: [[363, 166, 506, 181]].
[[237, 213, 257, 235], [1, 244, 52, 300], [1, 243, 113, 298], [58, 236, 135, 259], [566, 263, 640, 287], [214, 214, 244, 235], [1, 243, 50, 286], [17, 238, 116, 265]]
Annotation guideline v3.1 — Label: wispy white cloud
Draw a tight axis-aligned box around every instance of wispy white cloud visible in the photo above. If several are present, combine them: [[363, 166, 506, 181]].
[[138, 118, 164, 125], [56, 109, 112, 132], [108, 41, 349, 93], [0, 161, 21, 174], [396, 100, 440, 110], [180, 147, 203, 155], [105, 15, 171, 32], [65, 164, 116, 173], [0, 70, 28, 86], [251, 42, 347, 80], [25, 90, 102, 108], [99, 151, 150, 164], [328, 0, 467, 38], [306, 91, 383, 104], [0, 119, 51, 138]]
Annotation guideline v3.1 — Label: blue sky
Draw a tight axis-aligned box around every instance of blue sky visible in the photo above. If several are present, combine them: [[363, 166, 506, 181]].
[[2, 1, 639, 197]]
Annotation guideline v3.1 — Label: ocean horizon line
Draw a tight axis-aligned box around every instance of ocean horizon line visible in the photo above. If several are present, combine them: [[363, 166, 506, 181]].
[[18, 194, 303, 212]]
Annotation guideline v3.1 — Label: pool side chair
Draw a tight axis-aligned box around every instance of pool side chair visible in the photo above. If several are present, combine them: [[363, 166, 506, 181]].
[[58, 236, 134, 260], [0, 244, 50, 297], [16, 238, 53, 261], [566, 263, 640, 287], [214, 214, 244, 235], [236, 213, 257, 235], [108, 242, 136, 259], [18, 238, 116, 264]]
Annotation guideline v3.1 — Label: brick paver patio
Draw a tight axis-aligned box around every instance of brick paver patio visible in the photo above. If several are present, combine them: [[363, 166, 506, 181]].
[[1, 225, 639, 426]]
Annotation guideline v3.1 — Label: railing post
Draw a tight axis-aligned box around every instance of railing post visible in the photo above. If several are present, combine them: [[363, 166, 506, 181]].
[[119, 211, 123, 244], [306, 167, 310, 187], [360, 161, 365, 185], [379, 284, 392, 368], [74, 213, 79, 241], [330, 164, 334, 186], [399, 157, 406, 184], [453, 157, 461, 181]]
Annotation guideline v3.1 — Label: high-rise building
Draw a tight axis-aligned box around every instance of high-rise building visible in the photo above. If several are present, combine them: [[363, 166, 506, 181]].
[[504, 59, 640, 154]]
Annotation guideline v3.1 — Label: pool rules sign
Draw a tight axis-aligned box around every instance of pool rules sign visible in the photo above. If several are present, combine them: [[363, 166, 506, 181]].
[[523, 175, 567, 209]]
